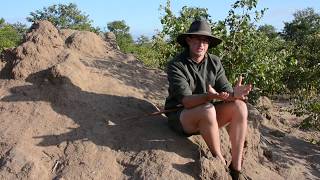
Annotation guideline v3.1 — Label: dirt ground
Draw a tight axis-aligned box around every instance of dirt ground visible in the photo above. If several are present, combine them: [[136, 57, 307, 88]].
[[0, 20, 319, 180]]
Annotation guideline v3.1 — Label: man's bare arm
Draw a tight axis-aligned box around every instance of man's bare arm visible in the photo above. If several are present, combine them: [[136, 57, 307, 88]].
[[182, 85, 229, 109]]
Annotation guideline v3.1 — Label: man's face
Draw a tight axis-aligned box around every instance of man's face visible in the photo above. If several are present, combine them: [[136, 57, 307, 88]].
[[186, 35, 210, 58]]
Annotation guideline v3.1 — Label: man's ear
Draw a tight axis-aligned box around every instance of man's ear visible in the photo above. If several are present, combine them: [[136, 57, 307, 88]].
[[185, 36, 191, 44]]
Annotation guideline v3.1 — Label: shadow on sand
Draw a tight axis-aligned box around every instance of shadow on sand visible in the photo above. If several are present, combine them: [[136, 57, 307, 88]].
[[260, 125, 320, 178], [1, 72, 200, 178]]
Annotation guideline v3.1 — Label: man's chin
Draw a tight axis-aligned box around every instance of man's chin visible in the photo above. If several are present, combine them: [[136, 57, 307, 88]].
[[196, 52, 205, 56]]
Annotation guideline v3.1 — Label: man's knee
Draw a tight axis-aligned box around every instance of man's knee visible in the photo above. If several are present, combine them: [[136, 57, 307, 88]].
[[202, 103, 216, 114], [233, 100, 248, 119], [200, 103, 217, 125]]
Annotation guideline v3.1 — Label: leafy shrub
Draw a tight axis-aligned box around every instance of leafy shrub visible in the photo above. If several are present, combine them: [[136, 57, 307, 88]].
[[292, 92, 320, 131], [27, 3, 100, 32], [0, 19, 23, 53]]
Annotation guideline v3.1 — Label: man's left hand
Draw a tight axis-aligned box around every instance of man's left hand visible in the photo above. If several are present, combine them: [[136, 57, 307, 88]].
[[233, 76, 252, 100]]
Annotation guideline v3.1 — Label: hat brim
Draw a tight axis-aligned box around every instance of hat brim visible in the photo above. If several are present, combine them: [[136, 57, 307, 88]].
[[177, 32, 222, 48]]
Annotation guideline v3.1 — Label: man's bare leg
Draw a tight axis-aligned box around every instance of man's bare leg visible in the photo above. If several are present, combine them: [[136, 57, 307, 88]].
[[215, 100, 248, 171], [180, 103, 225, 163], [179, 100, 248, 170]]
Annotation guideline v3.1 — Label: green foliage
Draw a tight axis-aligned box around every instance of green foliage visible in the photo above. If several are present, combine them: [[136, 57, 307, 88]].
[[292, 92, 320, 131], [280, 8, 320, 131], [282, 35, 320, 92], [282, 8, 320, 93], [282, 8, 320, 44], [115, 34, 134, 53], [10, 22, 28, 36], [130, 36, 160, 68], [258, 24, 278, 38], [107, 20, 134, 53], [27, 3, 99, 32], [107, 20, 130, 34], [0, 18, 24, 53], [136, 35, 150, 45], [211, 0, 289, 96]]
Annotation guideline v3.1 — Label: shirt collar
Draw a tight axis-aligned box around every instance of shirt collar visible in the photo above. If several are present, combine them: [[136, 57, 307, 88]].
[[186, 53, 208, 65]]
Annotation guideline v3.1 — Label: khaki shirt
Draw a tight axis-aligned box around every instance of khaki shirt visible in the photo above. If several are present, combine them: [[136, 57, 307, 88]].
[[165, 50, 233, 110]]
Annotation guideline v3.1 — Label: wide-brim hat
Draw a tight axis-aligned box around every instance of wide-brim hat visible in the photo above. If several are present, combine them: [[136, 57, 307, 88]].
[[177, 20, 222, 48]]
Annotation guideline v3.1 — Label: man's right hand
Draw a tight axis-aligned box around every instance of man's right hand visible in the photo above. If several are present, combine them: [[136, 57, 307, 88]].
[[207, 84, 229, 100], [182, 85, 229, 109]]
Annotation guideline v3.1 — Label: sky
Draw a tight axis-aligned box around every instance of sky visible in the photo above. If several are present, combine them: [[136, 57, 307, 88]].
[[1, 0, 320, 38]]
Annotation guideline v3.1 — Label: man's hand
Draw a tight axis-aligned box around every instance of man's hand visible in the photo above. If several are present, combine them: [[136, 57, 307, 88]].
[[233, 76, 252, 100], [207, 84, 229, 100]]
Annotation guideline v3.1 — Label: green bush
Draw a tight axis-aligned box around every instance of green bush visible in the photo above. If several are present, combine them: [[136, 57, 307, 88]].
[[0, 19, 23, 53], [27, 3, 100, 32], [215, 2, 290, 95], [292, 92, 320, 131]]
